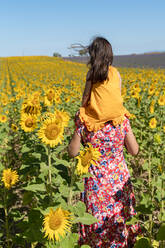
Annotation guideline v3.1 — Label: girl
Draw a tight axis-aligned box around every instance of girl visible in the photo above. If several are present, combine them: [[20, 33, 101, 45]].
[[68, 37, 141, 247]]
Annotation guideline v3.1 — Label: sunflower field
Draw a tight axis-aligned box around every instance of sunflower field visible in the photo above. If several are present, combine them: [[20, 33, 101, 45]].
[[0, 56, 165, 248]]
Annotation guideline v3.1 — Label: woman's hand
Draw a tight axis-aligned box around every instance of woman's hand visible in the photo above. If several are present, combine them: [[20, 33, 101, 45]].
[[124, 124, 139, 156], [68, 131, 81, 157]]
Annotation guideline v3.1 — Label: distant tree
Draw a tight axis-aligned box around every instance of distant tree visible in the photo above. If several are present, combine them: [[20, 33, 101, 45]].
[[53, 52, 62, 57], [68, 43, 88, 56], [68, 54, 75, 57]]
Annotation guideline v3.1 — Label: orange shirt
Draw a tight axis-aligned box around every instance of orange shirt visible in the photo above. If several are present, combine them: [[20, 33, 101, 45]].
[[79, 66, 130, 132]]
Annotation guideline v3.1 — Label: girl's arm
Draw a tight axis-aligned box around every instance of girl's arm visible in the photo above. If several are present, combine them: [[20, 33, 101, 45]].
[[124, 124, 139, 156], [82, 71, 92, 107], [68, 130, 81, 157]]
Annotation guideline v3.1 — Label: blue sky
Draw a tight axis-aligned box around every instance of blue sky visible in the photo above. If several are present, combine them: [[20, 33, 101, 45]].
[[0, 0, 165, 57]]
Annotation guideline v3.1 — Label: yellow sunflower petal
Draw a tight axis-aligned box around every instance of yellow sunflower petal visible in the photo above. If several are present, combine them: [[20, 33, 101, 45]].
[[43, 207, 72, 241], [2, 168, 19, 189], [76, 144, 101, 175], [38, 116, 64, 147]]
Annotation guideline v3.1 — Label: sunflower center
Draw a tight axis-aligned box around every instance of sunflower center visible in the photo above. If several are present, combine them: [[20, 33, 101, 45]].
[[149, 88, 154, 94], [47, 91, 55, 101], [5, 175, 12, 185], [45, 123, 59, 140], [25, 118, 34, 128], [49, 214, 62, 230], [12, 125, 17, 131], [81, 151, 93, 167]]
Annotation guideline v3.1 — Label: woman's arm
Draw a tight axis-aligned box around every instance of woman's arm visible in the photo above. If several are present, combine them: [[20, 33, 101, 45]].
[[68, 130, 81, 157], [124, 124, 139, 156]]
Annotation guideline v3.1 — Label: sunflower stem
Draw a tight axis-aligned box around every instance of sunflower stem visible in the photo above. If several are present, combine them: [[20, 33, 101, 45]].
[[161, 177, 164, 222], [47, 146, 52, 202], [148, 148, 153, 240], [68, 162, 75, 205], [48, 146, 52, 184], [4, 188, 11, 248]]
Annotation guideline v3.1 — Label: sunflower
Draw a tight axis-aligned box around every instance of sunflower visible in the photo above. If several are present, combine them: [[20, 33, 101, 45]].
[[38, 116, 64, 147], [130, 90, 139, 99], [1, 98, 8, 106], [76, 143, 101, 175], [21, 95, 41, 116], [148, 85, 155, 95], [46, 89, 55, 102], [149, 117, 157, 129], [64, 96, 70, 103], [0, 115, 7, 123], [158, 95, 165, 106], [54, 94, 62, 104], [44, 88, 55, 106], [2, 168, 19, 189], [44, 97, 53, 107], [30, 91, 41, 106], [150, 105, 154, 114], [55, 109, 70, 128], [131, 84, 141, 93], [43, 207, 72, 241], [22, 103, 40, 116], [11, 124, 18, 132], [20, 114, 37, 132]]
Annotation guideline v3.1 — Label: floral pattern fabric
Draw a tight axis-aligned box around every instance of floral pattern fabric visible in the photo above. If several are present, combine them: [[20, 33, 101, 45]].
[[75, 112, 141, 248]]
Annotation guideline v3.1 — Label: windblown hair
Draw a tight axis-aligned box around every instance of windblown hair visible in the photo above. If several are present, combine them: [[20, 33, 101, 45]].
[[87, 37, 113, 84]]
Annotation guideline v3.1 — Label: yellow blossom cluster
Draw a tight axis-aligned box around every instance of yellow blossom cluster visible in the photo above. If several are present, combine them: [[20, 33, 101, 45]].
[[0, 56, 165, 243], [0, 56, 164, 139]]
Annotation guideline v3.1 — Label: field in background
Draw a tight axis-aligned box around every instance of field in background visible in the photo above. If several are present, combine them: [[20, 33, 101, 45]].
[[0, 56, 165, 247], [64, 52, 165, 68]]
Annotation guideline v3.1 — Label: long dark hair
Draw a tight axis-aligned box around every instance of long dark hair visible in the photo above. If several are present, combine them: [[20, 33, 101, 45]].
[[87, 36, 113, 84]]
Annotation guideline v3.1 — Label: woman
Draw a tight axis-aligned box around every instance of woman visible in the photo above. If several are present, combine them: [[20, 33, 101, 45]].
[[68, 37, 141, 247]]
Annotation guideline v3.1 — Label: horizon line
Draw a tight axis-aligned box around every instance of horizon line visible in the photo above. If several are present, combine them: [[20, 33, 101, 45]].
[[0, 50, 165, 58]]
